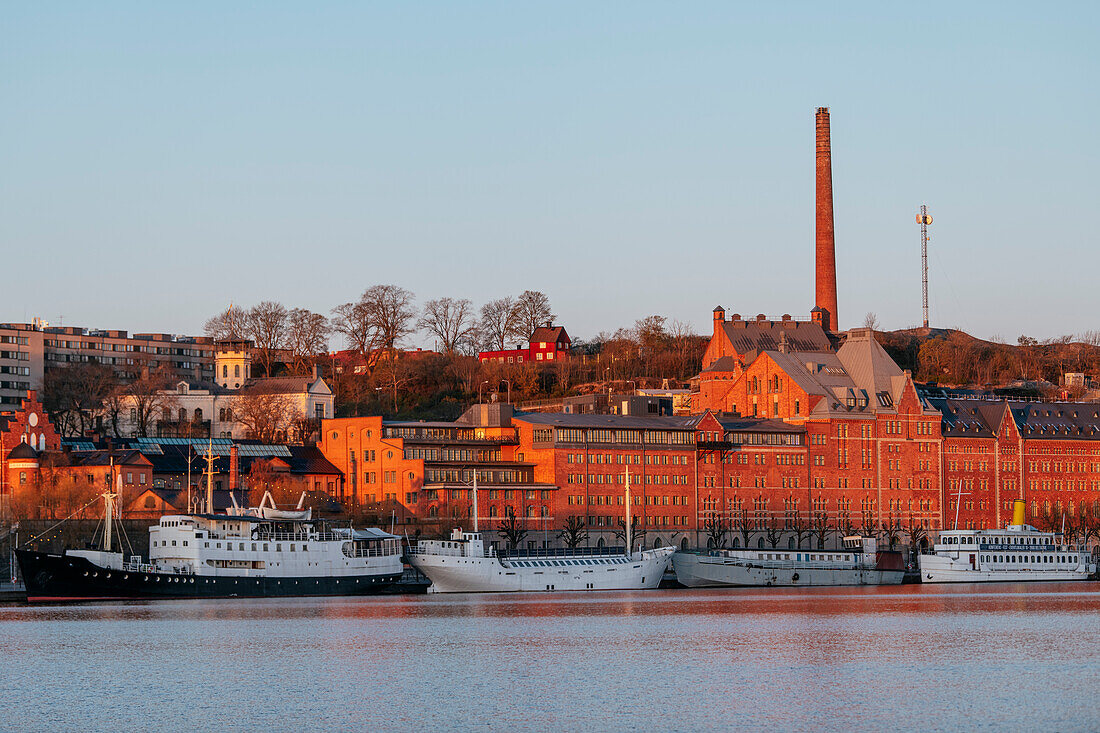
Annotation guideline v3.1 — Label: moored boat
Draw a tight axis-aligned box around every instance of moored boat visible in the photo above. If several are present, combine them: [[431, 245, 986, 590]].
[[16, 477, 403, 602], [407, 468, 675, 593], [918, 499, 1096, 583], [672, 536, 905, 587]]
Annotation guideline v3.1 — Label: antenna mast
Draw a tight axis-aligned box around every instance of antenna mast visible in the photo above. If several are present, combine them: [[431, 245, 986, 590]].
[[917, 205, 933, 328]]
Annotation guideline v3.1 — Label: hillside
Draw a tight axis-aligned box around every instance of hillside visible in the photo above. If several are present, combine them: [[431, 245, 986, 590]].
[[873, 327, 1100, 396]]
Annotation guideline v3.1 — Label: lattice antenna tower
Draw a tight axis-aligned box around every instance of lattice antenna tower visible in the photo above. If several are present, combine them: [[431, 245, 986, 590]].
[[917, 205, 933, 328]]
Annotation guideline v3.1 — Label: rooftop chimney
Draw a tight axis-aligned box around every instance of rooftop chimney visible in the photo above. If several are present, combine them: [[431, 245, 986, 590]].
[[815, 107, 838, 332]]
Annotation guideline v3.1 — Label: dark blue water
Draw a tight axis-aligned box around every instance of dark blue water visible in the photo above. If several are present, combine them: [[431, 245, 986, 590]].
[[2, 583, 1099, 732]]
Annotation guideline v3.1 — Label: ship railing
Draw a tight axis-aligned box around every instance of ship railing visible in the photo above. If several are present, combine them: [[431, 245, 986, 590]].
[[254, 532, 332, 542], [407, 544, 469, 557], [342, 541, 402, 559], [500, 546, 628, 560]]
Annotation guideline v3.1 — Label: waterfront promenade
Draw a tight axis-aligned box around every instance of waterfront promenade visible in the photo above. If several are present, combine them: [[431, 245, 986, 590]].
[[3, 583, 1099, 732]]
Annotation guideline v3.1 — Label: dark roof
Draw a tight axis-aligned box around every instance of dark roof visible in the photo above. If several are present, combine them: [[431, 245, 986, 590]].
[[714, 416, 805, 433], [529, 326, 569, 344], [720, 320, 833, 360], [286, 445, 343, 476], [241, 376, 325, 394], [702, 355, 740, 373], [514, 412, 696, 430], [928, 397, 1100, 440], [7, 442, 38, 460]]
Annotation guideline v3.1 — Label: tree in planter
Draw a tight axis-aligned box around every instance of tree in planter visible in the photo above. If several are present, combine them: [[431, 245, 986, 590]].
[[497, 507, 528, 552], [702, 512, 728, 549], [557, 515, 589, 550], [614, 515, 645, 554]]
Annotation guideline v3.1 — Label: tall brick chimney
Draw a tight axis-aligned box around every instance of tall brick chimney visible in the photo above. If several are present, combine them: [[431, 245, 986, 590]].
[[815, 107, 838, 332]]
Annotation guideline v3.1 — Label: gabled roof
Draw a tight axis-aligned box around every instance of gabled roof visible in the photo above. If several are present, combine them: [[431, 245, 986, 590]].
[[720, 320, 832, 361], [241, 376, 331, 395], [530, 326, 569, 344], [701, 355, 740, 373], [930, 398, 1100, 440]]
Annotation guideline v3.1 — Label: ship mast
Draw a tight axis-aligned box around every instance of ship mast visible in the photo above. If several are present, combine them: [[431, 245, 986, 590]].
[[204, 436, 216, 514], [103, 456, 117, 553], [472, 470, 479, 533], [624, 465, 632, 557]]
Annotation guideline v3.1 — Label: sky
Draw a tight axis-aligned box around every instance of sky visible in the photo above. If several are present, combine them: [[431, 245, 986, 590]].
[[2, 2, 1098, 347]]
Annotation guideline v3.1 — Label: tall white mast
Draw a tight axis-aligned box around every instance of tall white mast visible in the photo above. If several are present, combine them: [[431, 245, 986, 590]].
[[472, 470, 479, 533], [104, 456, 116, 553], [205, 436, 215, 514], [624, 465, 632, 557]]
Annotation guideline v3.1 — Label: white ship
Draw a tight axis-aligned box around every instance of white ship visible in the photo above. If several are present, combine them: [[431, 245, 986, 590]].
[[407, 470, 674, 593], [672, 536, 905, 587], [919, 500, 1095, 583], [18, 461, 404, 601]]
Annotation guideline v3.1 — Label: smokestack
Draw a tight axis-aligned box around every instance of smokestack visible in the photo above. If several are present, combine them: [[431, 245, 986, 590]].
[[815, 107, 838, 332]]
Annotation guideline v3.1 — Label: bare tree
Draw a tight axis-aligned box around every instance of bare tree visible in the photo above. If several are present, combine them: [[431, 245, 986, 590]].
[[614, 515, 645, 553], [246, 301, 289, 377], [418, 298, 478, 356], [331, 298, 381, 364], [204, 304, 249, 341], [509, 290, 555, 342], [863, 312, 880, 331], [811, 512, 833, 550], [497, 507, 528, 551], [232, 388, 303, 443], [365, 284, 416, 355], [733, 508, 754, 548], [42, 363, 117, 437], [479, 297, 518, 351], [113, 370, 178, 438], [557, 515, 589, 549], [765, 515, 783, 548], [703, 512, 728, 549], [286, 308, 330, 375]]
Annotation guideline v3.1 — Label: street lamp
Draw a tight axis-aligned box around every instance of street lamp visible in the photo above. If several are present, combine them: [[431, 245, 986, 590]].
[[627, 380, 636, 395], [478, 380, 489, 404]]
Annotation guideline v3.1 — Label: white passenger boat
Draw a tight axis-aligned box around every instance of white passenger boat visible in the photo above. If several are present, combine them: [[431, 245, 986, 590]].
[[672, 536, 905, 587], [919, 500, 1096, 583], [17, 481, 404, 601], [407, 470, 674, 593]]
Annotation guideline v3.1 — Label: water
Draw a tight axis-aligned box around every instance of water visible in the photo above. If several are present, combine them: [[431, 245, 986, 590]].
[[3, 583, 1100, 732]]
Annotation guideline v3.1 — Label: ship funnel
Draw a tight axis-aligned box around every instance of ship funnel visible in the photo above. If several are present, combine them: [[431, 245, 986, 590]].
[[1011, 499, 1026, 527]]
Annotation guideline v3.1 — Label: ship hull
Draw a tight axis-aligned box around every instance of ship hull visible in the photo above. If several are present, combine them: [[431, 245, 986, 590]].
[[409, 548, 675, 593], [918, 554, 1091, 583], [16, 549, 403, 602], [672, 552, 904, 587]]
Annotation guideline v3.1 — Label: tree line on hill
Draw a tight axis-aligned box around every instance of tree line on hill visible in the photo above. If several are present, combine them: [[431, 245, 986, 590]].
[[874, 323, 1100, 396]]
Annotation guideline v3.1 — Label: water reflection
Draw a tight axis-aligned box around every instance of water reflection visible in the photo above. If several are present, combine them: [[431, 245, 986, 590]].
[[2, 583, 1099, 732]]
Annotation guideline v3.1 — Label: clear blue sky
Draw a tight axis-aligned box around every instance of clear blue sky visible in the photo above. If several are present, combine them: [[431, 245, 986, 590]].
[[3, 2, 1097, 346]]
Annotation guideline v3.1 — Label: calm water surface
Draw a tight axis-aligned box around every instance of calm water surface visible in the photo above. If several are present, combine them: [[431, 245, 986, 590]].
[[2, 583, 1099, 732]]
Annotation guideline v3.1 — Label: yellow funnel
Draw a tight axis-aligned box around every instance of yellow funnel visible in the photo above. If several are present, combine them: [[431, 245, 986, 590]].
[[1012, 499, 1026, 526]]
